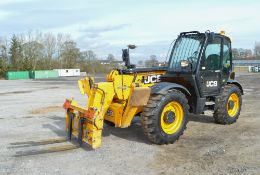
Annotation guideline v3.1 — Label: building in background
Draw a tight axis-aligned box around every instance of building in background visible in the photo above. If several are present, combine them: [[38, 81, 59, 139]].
[[232, 48, 253, 59], [233, 60, 260, 67], [54, 69, 80, 77], [99, 60, 124, 66], [233, 60, 260, 73]]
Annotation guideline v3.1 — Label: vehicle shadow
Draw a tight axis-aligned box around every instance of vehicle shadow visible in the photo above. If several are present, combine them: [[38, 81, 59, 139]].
[[42, 115, 67, 138], [103, 117, 151, 144], [104, 114, 215, 144], [41, 115, 94, 151], [10, 115, 91, 157], [43, 114, 216, 146], [188, 113, 215, 124], [44, 115, 150, 145]]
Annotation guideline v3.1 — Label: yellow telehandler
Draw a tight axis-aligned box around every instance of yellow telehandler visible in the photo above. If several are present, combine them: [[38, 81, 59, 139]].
[[63, 31, 243, 149]]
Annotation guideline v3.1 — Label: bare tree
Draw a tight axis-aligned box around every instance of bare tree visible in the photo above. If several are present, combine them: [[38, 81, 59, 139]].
[[107, 54, 115, 62], [61, 40, 80, 68], [56, 33, 65, 59], [21, 31, 44, 70], [145, 55, 159, 67], [245, 49, 252, 58], [0, 37, 8, 76], [0, 37, 8, 62], [44, 33, 56, 59], [254, 42, 260, 57], [22, 41, 44, 70], [232, 48, 239, 59], [138, 60, 143, 66]]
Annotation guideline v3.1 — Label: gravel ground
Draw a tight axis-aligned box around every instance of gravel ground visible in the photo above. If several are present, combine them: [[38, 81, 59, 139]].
[[0, 73, 259, 175]]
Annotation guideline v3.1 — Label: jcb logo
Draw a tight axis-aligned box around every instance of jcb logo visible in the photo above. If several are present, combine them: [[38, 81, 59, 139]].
[[143, 75, 161, 84], [206, 81, 218, 87]]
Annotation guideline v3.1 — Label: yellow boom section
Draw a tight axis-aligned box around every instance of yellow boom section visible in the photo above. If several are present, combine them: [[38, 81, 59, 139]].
[[63, 69, 166, 149]]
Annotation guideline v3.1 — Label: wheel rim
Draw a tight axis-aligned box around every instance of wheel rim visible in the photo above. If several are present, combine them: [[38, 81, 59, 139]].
[[227, 93, 239, 117], [160, 101, 184, 134]]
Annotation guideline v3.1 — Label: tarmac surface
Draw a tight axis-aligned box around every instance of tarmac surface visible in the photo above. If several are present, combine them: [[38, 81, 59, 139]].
[[0, 73, 259, 175]]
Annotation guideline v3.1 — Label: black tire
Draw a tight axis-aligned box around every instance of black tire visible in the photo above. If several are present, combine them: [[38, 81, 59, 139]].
[[67, 112, 73, 140], [141, 90, 189, 144], [213, 84, 242, 124]]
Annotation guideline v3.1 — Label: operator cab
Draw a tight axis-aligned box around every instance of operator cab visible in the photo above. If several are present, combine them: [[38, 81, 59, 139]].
[[161, 31, 233, 113]]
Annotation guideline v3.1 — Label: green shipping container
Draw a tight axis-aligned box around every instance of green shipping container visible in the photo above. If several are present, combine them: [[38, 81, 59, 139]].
[[30, 70, 59, 79], [5, 71, 30, 80]]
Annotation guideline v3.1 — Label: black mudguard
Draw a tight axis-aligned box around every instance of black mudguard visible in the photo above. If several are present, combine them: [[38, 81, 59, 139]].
[[150, 82, 191, 96], [227, 79, 243, 95]]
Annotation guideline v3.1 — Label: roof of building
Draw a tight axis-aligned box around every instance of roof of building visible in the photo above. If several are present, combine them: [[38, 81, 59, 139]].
[[233, 60, 260, 64], [99, 60, 124, 63], [233, 59, 260, 67]]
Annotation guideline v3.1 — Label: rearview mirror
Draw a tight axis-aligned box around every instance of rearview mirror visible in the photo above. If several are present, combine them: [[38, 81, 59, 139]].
[[128, 44, 136, 49], [122, 49, 130, 67]]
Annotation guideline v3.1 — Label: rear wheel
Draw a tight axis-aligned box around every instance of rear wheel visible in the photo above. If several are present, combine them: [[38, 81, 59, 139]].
[[141, 90, 189, 144], [213, 84, 242, 124]]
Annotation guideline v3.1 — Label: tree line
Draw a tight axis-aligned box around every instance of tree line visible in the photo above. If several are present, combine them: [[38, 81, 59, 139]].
[[232, 42, 260, 59], [0, 31, 119, 77]]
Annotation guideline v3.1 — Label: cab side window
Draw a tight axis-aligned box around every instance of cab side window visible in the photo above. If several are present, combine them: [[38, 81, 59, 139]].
[[203, 38, 221, 70], [223, 40, 231, 73]]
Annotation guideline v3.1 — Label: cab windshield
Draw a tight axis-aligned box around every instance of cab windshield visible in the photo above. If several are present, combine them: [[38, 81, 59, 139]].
[[169, 35, 205, 71]]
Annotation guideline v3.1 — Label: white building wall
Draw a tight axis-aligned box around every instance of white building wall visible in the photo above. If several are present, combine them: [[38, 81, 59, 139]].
[[73, 69, 80, 76], [54, 69, 81, 77]]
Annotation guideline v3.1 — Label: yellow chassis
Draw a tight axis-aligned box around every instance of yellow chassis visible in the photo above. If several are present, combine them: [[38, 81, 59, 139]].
[[63, 69, 166, 149]]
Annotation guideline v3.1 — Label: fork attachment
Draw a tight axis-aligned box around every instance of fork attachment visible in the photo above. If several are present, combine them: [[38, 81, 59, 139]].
[[63, 77, 114, 149]]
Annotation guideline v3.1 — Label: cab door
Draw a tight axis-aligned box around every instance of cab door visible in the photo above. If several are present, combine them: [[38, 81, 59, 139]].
[[198, 37, 222, 97], [222, 38, 232, 82]]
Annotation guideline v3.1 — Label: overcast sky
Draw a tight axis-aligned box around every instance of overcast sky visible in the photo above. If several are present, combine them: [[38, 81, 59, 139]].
[[0, 0, 259, 61]]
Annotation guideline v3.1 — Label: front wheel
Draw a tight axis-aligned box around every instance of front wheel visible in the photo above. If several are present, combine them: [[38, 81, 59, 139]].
[[141, 90, 189, 144], [214, 84, 242, 124]]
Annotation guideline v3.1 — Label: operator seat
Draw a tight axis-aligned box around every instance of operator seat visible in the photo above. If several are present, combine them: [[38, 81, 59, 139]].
[[205, 54, 220, 70]]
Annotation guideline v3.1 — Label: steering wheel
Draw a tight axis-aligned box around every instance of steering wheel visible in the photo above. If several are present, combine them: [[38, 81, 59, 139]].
[[187, 51, 198, 63], [187, 56, 196, 63]]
